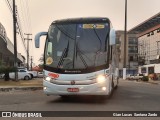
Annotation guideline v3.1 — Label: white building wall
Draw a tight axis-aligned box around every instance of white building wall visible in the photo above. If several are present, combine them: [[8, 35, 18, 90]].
[[138, 29, 160, 64]]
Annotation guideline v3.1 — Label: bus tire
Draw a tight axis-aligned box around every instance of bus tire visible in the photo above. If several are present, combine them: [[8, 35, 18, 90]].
[[115, 78, 119, 89], [108, 79, 114, 98]]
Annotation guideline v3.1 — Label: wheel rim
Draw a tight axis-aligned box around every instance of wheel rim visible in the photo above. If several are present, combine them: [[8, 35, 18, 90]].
[[25, 76, 29, 80]]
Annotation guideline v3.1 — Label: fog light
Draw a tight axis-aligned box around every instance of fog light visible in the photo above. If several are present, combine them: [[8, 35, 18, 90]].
[[102, 87, 106, 91], [44, 87, 47, 90], [96, 75, 106, 83]]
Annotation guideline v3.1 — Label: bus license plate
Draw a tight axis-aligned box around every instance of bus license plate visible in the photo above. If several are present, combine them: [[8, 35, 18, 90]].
[[67, 88, 79, 92]]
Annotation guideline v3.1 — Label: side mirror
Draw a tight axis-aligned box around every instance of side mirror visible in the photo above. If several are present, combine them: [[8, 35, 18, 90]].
[[35, 32, 47, 48], [109, 29, 116, 45]]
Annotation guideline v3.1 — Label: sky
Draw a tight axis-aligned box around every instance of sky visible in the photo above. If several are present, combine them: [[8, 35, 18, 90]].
[[0, 0, 160, 65]]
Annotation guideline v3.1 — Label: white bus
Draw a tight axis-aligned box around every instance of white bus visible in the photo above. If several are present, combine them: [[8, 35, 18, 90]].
[[35, 17, 119, 98]]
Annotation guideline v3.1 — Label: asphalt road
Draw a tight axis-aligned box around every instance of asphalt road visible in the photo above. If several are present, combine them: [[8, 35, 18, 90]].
[[0, 80, 160, 120]]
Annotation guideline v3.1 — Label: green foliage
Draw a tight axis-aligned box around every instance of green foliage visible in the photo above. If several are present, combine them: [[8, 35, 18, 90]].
[[0, 60, 16, 73], [0, 60, 2, 66], [0, 66, 17, 74], [0, 60, 5, 73], [0, 60, 17, 80], [142, 76, 149, 81], [39, 54, 44, 64], [38, 64, 44, 69], [0, 66, 5, 73]]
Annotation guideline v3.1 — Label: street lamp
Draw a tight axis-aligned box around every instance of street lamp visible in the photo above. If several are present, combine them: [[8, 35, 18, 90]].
[[123, 0, 127, 80]]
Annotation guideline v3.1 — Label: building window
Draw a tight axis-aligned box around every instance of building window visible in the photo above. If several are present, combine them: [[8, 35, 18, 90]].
[[141, 67, 146, 73], [148, 67, 154, 74], [150, 31, 154, 35], [128, 46, 137, 53], [129, 56, 134, 61], [147, 33, 150, 37]]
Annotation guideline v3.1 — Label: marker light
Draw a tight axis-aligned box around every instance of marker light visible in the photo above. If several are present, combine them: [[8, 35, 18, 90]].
[[45, 76, 51, 82], [96, 75, 106, 83]]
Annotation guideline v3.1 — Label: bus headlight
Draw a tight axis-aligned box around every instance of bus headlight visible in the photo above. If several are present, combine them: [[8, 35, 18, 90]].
[[45, 76, 52, 82], [96, 75, 106, 83]]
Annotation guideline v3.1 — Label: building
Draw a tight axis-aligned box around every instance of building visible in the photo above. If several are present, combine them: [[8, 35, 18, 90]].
[[0, 22, 25, 67], [116, 31, 138, 76], [128, 12, 160, 65]]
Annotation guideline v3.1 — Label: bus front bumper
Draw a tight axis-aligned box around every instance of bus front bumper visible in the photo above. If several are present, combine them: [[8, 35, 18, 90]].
[[43, 80, 110, 96]]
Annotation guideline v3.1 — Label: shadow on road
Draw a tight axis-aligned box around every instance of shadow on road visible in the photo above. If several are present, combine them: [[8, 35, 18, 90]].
[[47, 88, 118, 104], [48, 96, 108, 104]]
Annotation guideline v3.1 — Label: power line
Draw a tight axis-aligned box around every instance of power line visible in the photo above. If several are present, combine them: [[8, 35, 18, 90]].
[[25, 0, 32, 32], [5, 0, 33, 64], [21, 0, 32, 33], [5, 0, 27, 54], [17, 11, 27, 52], [5, 0, 12, 12], [20, 0, 27, 32], [18, 0, 32, 53]]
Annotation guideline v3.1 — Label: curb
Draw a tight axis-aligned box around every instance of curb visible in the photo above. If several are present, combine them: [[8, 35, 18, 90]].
[[125, 79, 160, 85], [146, 81, 159, 85], [0, 86, 43, 92], [136, 80, 160, 85]]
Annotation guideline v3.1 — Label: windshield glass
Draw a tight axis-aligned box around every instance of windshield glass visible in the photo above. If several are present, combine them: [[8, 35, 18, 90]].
[[45, 23, 109, 71]]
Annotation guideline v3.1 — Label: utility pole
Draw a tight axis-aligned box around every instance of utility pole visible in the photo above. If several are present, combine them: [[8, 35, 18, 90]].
[[13, 0, 18, 81], [30, 56, 33, 71], [24, 33, 32, 70], [123, 0, 127, 80]]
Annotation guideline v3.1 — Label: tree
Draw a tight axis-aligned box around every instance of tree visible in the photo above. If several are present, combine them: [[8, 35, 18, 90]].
[[0, 60, 16, 81], [0, 60, 5, 74], [38, 54, 44, 71], [39, 54, 44, 64], [4, 67, 17, 81], [38, 64, 44, 71]]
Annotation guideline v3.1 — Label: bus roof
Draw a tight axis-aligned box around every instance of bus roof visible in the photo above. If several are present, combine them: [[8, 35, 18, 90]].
[[52, 17, 110, 24]]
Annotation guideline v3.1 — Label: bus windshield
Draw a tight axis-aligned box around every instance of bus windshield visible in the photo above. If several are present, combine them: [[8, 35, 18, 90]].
[[45, 22, 109, 72]]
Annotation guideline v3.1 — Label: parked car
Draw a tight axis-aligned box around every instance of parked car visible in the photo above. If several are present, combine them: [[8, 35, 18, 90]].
[[134, 74, 144, 80], [126, 74, 143, 80], [18, 67, 38, 78], [38, 72, 44, 78], [126, 74, 134, 80], [0, 74, 5, 79], [9, 69, 32, 80]]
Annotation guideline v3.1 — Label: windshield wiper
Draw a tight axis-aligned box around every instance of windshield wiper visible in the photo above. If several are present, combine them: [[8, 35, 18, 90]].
[[57, 42, 69, 68], [56, 25, 75, 40], [93, 28, 102, 51], [76, 46, 88, 68], [93, 27, 106, 66]]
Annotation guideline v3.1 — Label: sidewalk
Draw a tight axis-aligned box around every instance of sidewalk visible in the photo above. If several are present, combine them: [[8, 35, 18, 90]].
[[125, 78, 160, 85], [0, 78, 43, 92], [145, 79, 160, 84]]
